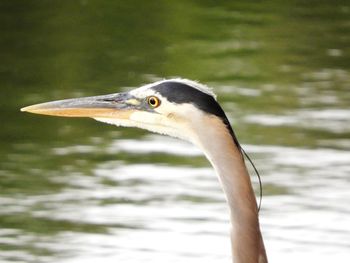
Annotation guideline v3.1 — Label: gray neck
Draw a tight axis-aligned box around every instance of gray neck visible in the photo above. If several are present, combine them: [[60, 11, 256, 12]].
[[193, 116, 268, 263]]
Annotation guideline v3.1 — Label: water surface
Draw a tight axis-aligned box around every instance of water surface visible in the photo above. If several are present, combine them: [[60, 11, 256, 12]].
[[1, 1, 350, 262]]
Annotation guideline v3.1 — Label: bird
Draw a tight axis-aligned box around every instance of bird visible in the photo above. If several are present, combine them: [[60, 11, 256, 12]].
[[21, 78, 268, 263]]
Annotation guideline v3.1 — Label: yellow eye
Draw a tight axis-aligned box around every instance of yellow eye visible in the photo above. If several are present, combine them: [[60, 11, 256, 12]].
[[147, 96, 161, 108]]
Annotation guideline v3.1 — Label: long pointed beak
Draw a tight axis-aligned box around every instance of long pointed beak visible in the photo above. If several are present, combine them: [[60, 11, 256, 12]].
[[21, 92, 139, 119]]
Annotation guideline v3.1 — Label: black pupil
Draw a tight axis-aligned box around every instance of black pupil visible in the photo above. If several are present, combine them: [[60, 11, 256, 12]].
[[149, 97, 156, 105]]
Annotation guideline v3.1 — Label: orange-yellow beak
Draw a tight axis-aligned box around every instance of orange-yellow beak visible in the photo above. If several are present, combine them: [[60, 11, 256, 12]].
[[21, 92, 139, 119]]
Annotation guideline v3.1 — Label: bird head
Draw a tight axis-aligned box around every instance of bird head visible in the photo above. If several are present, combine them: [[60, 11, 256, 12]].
[[21, 79, 233, 146]]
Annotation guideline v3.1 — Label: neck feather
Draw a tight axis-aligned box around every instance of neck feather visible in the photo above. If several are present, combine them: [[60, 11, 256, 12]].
[[193, 115, 268, 263]]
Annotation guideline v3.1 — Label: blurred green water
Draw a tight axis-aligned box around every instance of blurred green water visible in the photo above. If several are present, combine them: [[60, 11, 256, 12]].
[[1, 1, 350, 262]]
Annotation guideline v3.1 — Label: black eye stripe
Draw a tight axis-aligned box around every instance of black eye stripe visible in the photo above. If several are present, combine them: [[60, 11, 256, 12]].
[[151, 81, 241, 148], [151, 82, 220, 117]]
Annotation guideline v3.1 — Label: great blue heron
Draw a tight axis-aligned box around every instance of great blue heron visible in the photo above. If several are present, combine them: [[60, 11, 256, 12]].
[[21, 79, 268, 263]]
